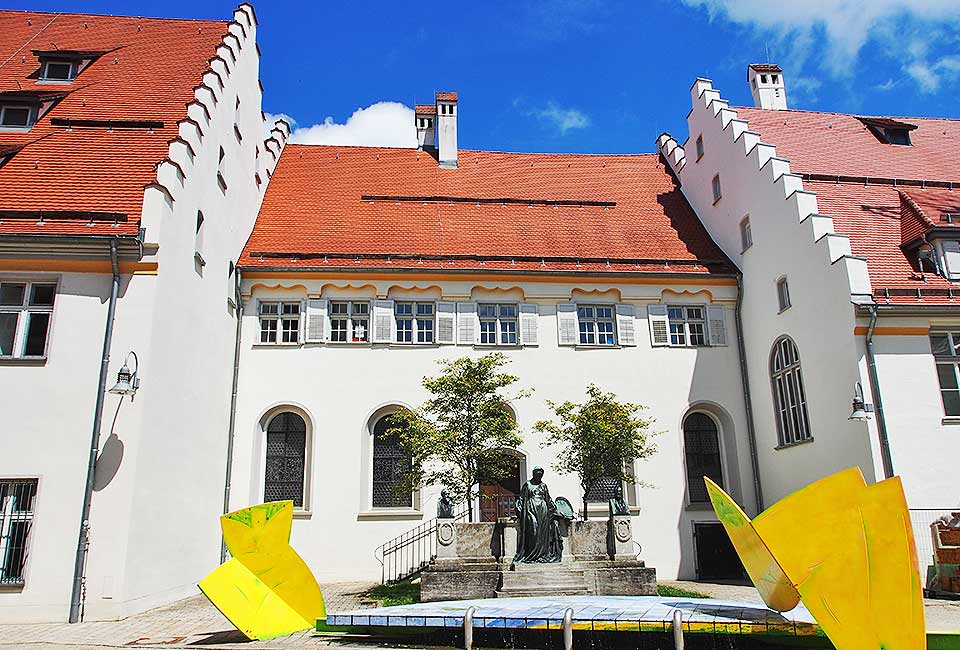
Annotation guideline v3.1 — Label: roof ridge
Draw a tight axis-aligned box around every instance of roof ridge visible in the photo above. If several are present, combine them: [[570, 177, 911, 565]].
[[0, 9, 229, 24], [734, 105, 960, 124], [283, 143, 660, 158]]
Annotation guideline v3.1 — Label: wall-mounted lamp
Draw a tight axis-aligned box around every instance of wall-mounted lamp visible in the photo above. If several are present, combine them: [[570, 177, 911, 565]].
[[848, 381, 874, 421], [109, 351, 140, 399]]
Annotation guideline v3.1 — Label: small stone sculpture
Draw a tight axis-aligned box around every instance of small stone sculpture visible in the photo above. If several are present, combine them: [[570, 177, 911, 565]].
[[609, 484, 630, 517], [437, 489, 455, 519]]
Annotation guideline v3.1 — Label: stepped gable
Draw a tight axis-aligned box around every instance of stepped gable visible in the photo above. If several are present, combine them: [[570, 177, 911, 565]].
[[241, 145, 734, 276], [737, 106, 960, 304], [0, 7, 253, 236]]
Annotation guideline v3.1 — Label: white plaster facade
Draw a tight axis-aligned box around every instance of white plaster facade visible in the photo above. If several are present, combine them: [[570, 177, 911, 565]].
[[0, 5, 288, 623], [230, 276, 756, 584]]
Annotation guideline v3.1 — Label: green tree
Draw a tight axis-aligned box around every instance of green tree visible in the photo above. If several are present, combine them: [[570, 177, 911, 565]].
[[391, 353, 528, 521], [535, 384, 658, 519]]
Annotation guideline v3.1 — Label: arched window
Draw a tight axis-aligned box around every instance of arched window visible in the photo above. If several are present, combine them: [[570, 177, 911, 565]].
[[770, 336, 812, 446], [264, 412, 306, 507], [372, 414, 412, 508], [683, 412, 723, 503]]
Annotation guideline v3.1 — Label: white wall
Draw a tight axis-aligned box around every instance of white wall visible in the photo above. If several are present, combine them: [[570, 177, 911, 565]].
[[231, 275, 755, 582], [660, 78, 879, 507]]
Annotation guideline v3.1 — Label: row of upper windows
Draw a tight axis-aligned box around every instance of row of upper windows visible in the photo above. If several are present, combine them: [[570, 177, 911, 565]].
[[255, 299, 729, 348]]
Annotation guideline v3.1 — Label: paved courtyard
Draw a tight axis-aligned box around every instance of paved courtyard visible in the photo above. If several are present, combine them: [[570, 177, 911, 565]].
[[0, 580, 956, 649]]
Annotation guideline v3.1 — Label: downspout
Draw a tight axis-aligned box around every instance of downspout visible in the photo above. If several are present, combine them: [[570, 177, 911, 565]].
[[865, 305, 894, 479], [735, 275, 764, 513], [221, 266, 243, 562], [69, 239, 121, 623]]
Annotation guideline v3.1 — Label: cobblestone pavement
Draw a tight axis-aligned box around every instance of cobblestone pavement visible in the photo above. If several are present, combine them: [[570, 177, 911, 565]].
[[1, 580, 957, 649]]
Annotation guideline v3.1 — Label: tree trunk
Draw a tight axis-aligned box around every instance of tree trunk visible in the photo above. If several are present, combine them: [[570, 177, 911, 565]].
[[583, 496, 589, 521]]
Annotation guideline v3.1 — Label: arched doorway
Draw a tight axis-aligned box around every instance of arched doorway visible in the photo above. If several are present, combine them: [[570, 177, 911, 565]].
[[479, 450, 525, 522]]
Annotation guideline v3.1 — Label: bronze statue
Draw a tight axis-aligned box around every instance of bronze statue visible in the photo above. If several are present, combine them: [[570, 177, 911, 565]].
[[513, 466, 563, 563], [609, 484, 630, 517], [437, 489, 455, 519]]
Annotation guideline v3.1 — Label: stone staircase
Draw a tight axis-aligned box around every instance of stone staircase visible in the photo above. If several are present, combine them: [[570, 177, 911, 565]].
[[497, 563, 592, 597]]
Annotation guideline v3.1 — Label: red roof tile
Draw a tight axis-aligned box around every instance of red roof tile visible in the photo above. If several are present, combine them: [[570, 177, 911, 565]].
[[0, 10, 231, 237], [435, 91, 457, 102], [737, 107, 960, 304], [242, 145, 733, 276], [415, 104, 436, 115]]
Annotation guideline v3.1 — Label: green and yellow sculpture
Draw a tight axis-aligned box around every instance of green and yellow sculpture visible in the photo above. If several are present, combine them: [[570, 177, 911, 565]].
[[199, 501, 325, 641], [706, 467, 925, 650]]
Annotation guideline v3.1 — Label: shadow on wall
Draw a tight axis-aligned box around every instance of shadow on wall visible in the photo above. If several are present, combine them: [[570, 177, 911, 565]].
[[93, 432, 124, 491]]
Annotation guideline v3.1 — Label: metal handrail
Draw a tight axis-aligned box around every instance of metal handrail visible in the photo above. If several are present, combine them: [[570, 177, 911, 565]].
[[374, 502, 470, 584]]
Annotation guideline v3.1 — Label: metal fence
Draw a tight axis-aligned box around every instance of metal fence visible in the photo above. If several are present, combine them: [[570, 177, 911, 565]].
[[375, 502, 470, 584], [909, 507, 957, 584], [0, 479, 38, 587]]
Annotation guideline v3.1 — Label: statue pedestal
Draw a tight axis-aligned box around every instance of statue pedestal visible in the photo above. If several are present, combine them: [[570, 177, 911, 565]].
[[436, 516, 457, 559], [611, 514, 636, 561]]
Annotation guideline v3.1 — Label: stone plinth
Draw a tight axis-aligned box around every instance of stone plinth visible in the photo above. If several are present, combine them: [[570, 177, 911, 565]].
[[420, 514, 655, 602]]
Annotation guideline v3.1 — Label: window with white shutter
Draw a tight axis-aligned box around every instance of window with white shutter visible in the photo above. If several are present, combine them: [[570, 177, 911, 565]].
[[258, 301, 301, 345], [943, 241, 960, 279], [520, 303, 539, 346], [615, 304, 636, 346], [436, 302, 456, 344], [557, 303, 578, 346], [456, 302, 478, 345], [371, 300, 393, 344], [646, 304, 669, 347], [707, 305, 727, 346], [305, 299, 327, 342]]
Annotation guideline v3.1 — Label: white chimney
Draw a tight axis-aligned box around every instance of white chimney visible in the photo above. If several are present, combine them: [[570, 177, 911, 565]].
[[415, 104, 436, 150], [748, 64, 788, 110], [435, 91, 457, 168]]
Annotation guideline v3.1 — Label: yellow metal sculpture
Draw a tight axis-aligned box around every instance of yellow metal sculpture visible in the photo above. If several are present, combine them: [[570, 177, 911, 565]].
[[199, 501, 326, 641], [706, 468, 925, 650]]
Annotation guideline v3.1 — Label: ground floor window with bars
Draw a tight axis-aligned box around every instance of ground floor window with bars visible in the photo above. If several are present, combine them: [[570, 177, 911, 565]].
[[683, 412, 723, 503], [585, 475, 622, 503], [372, 414, 412, 508], [0, 479, 37, 586], [264, 412, 306, 508]]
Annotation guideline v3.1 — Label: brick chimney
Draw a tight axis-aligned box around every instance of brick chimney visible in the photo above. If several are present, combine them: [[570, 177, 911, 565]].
[[748, 64, 787, 110], [435, 91, 457, 168]]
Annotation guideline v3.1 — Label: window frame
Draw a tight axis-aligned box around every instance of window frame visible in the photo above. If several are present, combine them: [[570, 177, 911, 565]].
[[370, 411, 415, 511], [682, 411, 724, 505], [577, 304, 617, 347], [776, 277, 791, 313], [329, 300, 370, 344], [0, 105, 33, 129], [740, 216, 752, 252], [478, 303, 519, 347], [0, 280, 57, 360], [0, 478, 39, 587], [711, 174, 722, 204], [667, 304, 708, 347], [393, 301, 435, 345], [262, 410, 310, 511], [257, 300, 301, 345], [695, 135, 704, 161], [930, 331, 960, 417], [770, 336, 813, 447], [40, 59, 76, 83]]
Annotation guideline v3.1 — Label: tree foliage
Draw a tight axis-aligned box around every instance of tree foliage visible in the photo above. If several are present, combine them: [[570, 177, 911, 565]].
[[391, 353, 528, 520], [535, 384, 658, 519]]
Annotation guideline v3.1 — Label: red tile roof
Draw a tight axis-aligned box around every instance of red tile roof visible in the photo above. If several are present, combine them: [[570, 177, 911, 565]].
[[0, 10, 232, 237], [737, 107, 960, 304], [415, 104, 436, 115], [435, 92, 457, 102], [242, 145, 733, 276]]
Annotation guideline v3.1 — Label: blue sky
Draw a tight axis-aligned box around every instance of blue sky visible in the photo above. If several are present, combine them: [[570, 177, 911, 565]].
[[5, 0, 960, 153]]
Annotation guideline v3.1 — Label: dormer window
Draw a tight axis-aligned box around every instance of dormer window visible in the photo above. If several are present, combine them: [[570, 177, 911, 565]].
[[41, 60, 76, 83], [857, 116, 916, 146], [0, 105, 32, 129]]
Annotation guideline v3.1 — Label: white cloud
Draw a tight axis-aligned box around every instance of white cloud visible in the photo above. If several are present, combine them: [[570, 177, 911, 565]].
[[285, 102, 417, 148], [530, 101, 590, 135], [681, 0, 960, 91]]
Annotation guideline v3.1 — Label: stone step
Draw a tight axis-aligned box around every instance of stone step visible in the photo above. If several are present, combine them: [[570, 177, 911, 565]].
[[497, 587, 592, 597]]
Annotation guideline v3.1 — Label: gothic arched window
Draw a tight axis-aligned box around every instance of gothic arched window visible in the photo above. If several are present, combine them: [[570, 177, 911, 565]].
[[770, 336, 812, 446], [372, 414, 412, 508], [683, 412, 723, 503], [264, 411, 306, 507]]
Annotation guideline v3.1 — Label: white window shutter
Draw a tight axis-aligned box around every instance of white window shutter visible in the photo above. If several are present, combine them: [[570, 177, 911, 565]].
[[372, 299, 394, 344], [647, 304, 669, 347], [305, 299, 327, 342], [615, 303, 637, 346], [557, 303, 579, 346], [520, 303, 539, 346], [944, 241, 960, 279], [436, 301, 456, 344], [457, 302, 478, 345], [708, 305, 727, 346]]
